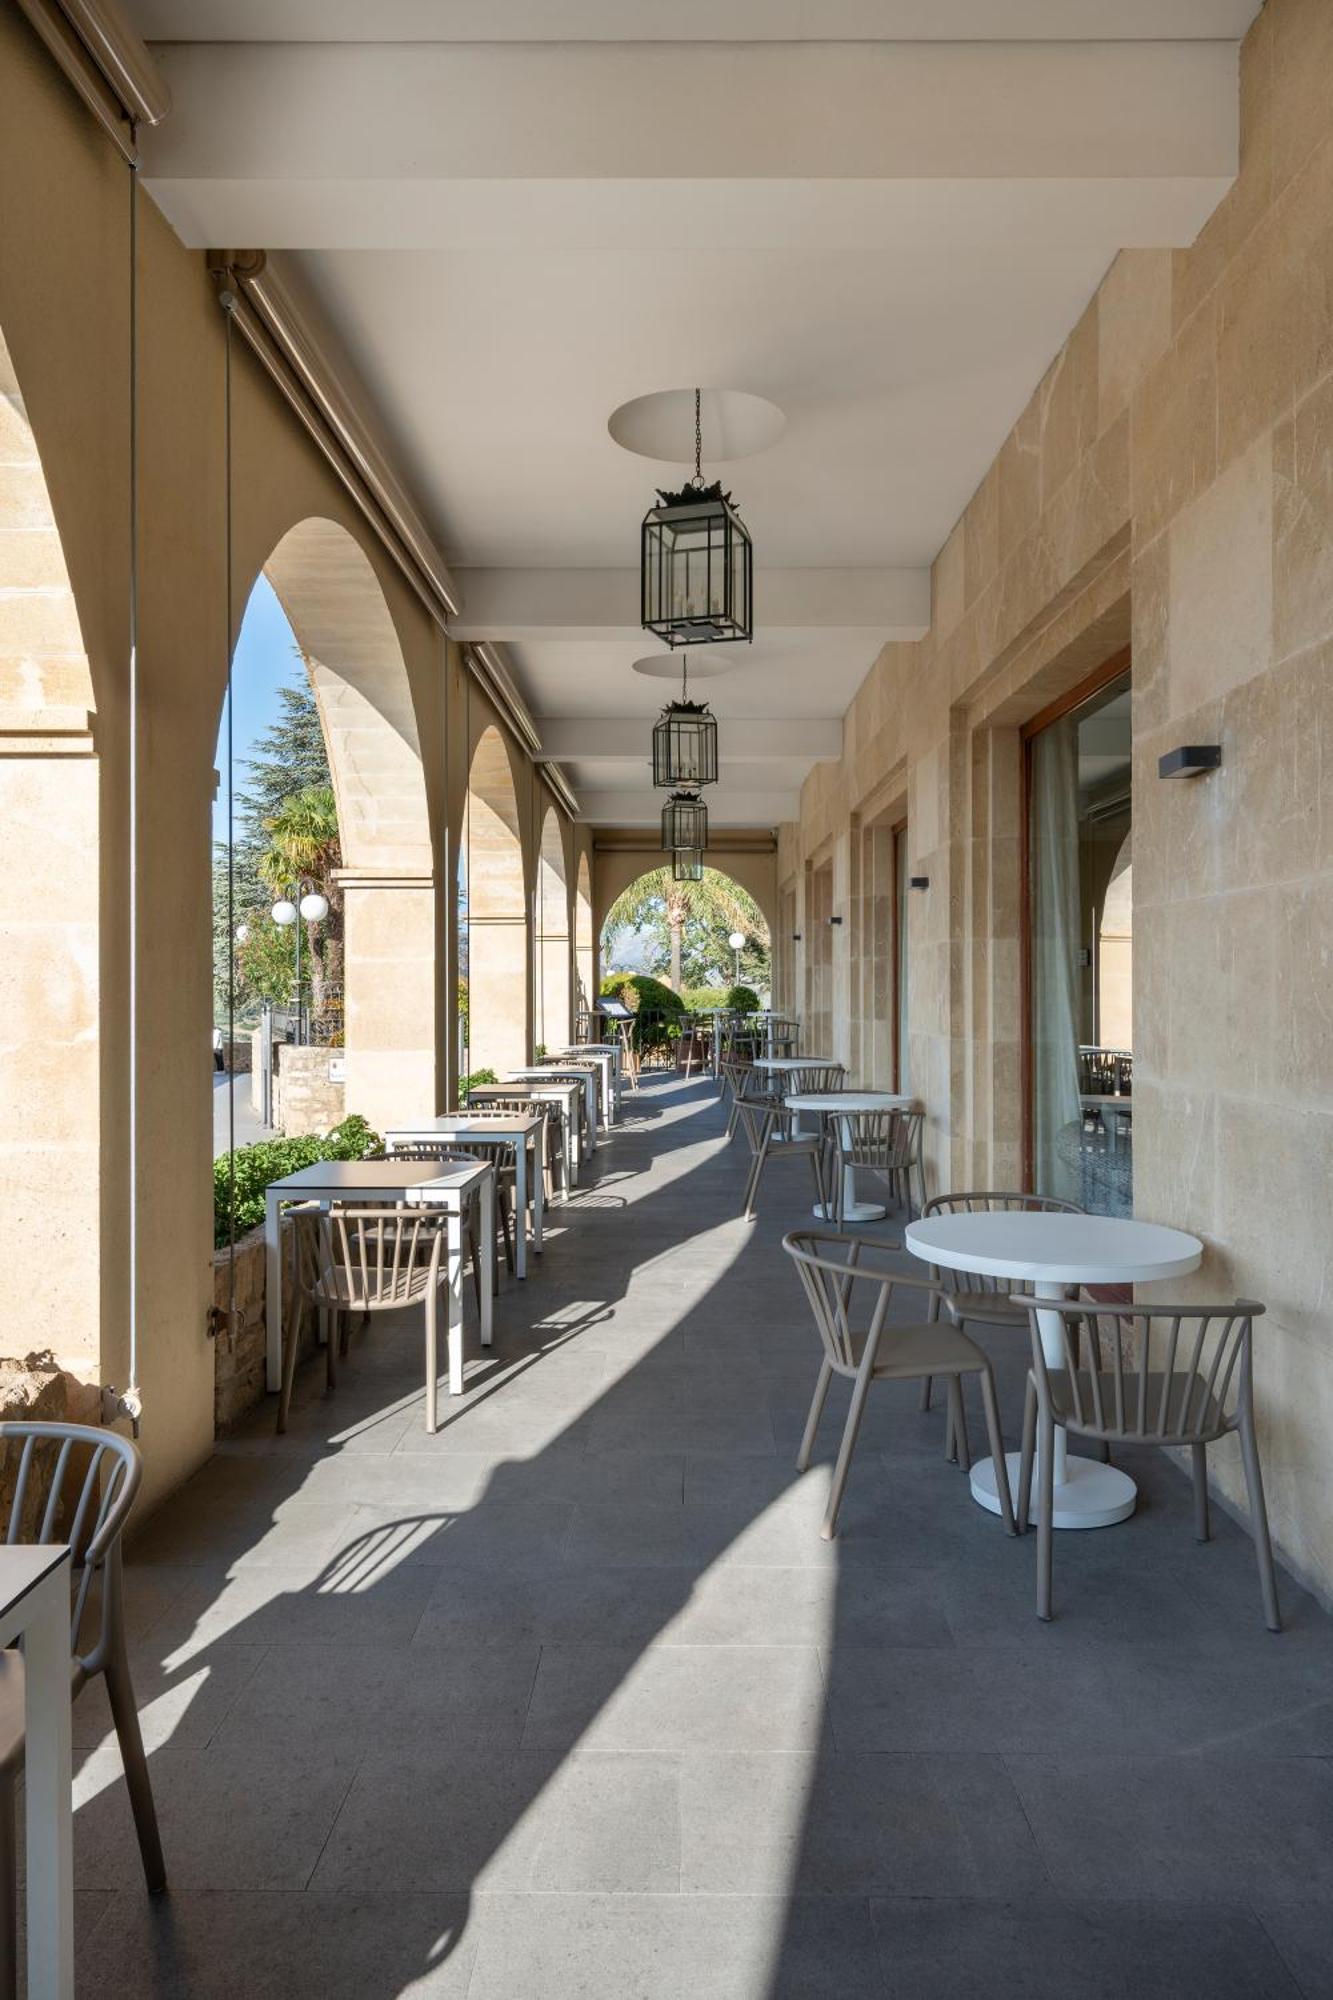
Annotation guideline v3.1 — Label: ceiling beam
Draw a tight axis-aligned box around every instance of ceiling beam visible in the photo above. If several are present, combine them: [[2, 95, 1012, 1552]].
[[576, 786, 798, 826], [141, 41, 1236, 192], [537, 717, 843, 762], [450, 568, 930, 644]]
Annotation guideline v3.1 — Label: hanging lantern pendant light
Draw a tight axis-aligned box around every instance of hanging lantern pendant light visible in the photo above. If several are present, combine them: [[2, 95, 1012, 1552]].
[[652, 650, 719, 790], [661, 788, 709, 853], [672, 847, 704, 883], [641, 389, 753, 649]]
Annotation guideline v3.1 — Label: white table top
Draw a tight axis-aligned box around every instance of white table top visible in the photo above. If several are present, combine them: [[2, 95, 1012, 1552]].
[[784, 1091, 913, 1113], [484, 1075, 579, 1094], [904, 1211, 1202, 1286], [510, 1065, 591, 1079], [267, 1158, 488, 1196], [752, 1056, 839, 1071], [0, 1545, 69, 1619], [386, 1113, 544, 1140]]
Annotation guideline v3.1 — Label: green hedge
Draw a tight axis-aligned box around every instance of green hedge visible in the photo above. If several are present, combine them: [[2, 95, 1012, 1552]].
[[725, 984, 761, 1013], [460, 1068, 498, 1098], [213, 1112, 382, 1250], [600, 973, 685, 1055], [682, 985, 729, 1012]]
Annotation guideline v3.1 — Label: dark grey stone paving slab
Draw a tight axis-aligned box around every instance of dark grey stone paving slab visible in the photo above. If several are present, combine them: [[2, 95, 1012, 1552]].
[[84, 1069, 1333, 1997]]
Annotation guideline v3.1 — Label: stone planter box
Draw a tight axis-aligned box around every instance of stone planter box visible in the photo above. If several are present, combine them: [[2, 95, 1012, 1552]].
[[212, 1221, 319, 1431], [275, 1045, 346, 1137]]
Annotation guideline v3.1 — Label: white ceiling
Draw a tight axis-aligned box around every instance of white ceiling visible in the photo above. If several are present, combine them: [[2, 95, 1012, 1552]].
[[128, 6, 1257, 824]]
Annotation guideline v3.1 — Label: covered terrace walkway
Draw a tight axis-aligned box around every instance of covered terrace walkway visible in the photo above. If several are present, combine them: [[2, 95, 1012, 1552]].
[[71, 1073, 1333, 1998]]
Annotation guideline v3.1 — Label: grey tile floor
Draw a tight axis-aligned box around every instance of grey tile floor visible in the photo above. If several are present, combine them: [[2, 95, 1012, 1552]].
[[71, 1072, 1333, 1997]]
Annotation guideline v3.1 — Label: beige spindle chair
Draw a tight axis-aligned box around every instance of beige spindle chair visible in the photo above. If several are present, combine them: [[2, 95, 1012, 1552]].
[[1016, 1297, 1280, 1629], [390, 1135, 517, 1277], [782, 1232, 1016, 1541], [830, 1107, 927, 1225], [467, 1095, 564, 1200], [0, 1423, 164, 1995], [280, 1199, 470, 1433], [718, 1054, 754, 1140]]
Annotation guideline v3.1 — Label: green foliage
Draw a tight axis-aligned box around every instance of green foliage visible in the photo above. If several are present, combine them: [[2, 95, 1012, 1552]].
[[600, 972, 683, 1016], [460, 1068, 498, 1098], [214, 670, 336, 1024], [725, 984, 761, 1013], [601, 866, 771, 993], [213, 1112, 382, 1250], [682, 985, 730, 1012]]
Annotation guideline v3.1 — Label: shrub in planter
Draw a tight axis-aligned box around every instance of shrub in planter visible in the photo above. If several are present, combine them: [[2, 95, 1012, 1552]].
[[600, 973, 683, 1056], [213, 1112, 382, 1249], [683, 985, 730, 1013], [460, 1068, 498, 1099], [725, 984, 761, 1014]]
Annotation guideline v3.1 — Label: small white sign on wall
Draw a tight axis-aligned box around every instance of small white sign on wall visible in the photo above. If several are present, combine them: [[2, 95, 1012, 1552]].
[[328, 1057, 347, 1083]]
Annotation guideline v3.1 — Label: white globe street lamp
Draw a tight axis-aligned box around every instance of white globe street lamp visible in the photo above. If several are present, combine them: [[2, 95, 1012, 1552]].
[[728, 930, 746, 986], [299, 891, 330, 923], [270, 881, 328, 1045], [270, 899, 297, 928]]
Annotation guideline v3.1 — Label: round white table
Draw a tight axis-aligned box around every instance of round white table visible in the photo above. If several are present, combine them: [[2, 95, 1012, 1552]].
[[786, 1090, 913, 1223], [903, 1211, 1203, 1530]]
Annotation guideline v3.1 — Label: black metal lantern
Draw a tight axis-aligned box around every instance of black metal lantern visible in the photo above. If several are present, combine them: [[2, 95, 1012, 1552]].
[[641, 390, 753, 649], [672, 847, 704, 883], [651, 654, 718, 789], [661, 789, 708, 853]]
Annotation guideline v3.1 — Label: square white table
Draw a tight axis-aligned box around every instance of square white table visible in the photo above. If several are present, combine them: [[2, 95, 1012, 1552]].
[[265, 1157, 493, 1399], [385, 1113, 545, 1277], [549, 1047, 618, 1125], [904, 1210, 1202, 1529], [0, 1545, 73, 2000], [785, 1089, 914, 1223], [510, 1066, 599, 1147], [467, 1079, 583, 1190]]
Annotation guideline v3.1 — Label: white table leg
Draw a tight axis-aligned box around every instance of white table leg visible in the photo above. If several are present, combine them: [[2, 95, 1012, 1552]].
[[531, 1134, 544, 1252], [480, 1174, 494, 1349], [514, 1138, 528, 1280], [567, 1106, 581, 1186], [969, 1278, 1138, 1530], [24, 1560, 73, 2000], [445, 1204, 463, 1399], [584, 1076, 598, 1146], [265, 1189, 282, 1392]]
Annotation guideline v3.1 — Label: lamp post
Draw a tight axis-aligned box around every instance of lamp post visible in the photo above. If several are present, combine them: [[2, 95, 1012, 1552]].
[[728, 930, 746, 987], [271, 881, 329, 1045]]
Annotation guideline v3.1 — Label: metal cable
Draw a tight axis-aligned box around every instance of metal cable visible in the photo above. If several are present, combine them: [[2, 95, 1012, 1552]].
[[125, 127, 141, 1421]]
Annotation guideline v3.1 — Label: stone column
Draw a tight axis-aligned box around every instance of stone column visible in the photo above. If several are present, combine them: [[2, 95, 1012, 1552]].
[[335, 868, 439, 1130]]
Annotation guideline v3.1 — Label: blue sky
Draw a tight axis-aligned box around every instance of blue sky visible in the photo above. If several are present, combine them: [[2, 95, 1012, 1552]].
[[212, 574, 303, 848]]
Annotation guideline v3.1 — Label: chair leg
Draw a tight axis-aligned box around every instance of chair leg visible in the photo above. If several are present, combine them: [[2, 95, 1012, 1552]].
[[796, 1360, 833, 1473], [809, 1149, 829, 1216], [1017, 1376, 1037, 1535], [425, 1283, 439, 1435], [104, 1641, 167, 1894], [977, 1363, 1016, 1535], [1191, 1442, 1210, 1543], [277, 1289, 304, 1434], [0, 1767, 15, 2000], [918, 1376, 933, 1414], [946, 1377, 971, 1473], [324, 1303, 337, 1392], [822, 1360, 875, 1541], [1036, 1407, 1056, 1622], [742, 1133, 770, 1220], [1236, 1408, 1282, 1633]]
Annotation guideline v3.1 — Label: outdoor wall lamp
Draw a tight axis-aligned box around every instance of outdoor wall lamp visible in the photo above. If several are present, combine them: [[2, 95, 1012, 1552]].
[[828, 915, 843, 925], [1158, 745, 1222, 779], [791, 933, 802, 942], [910, 875, 930, 890]]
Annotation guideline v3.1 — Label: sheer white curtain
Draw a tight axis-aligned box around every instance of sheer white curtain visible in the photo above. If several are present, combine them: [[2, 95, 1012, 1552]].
[[1030, 718, 1082, 1201]]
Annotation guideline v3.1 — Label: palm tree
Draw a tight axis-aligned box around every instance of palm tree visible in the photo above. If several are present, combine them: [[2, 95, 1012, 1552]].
[[259, 784, 343, 1038], [603, 865, 767, 994]]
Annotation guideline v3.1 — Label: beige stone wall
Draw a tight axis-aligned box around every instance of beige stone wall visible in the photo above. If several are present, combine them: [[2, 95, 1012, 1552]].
[[274, 1045, 346, 1138], [780, 0, 1333, 1592]]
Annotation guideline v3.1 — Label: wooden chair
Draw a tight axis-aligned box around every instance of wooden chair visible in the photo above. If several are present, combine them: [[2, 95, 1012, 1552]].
[[782, 1233, 1015, 1541], [1016, 1297, 1280, 1630], [0, 1423, 165, 1997], [282, 1202, 467, 1434]]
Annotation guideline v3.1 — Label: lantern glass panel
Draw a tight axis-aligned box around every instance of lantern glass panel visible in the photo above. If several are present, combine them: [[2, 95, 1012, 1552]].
[[672, 848, 704, 883], [652, 702, 718, 789], [661, 791, 708, 852], [642, 495, 753, 648]]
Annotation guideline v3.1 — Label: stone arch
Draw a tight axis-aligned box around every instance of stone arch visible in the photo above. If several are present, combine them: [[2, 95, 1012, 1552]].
[[535, 803, 571, 1051], [465, 723, 528, 1073], [1098, 830, 1132, 1052], [0, 322, 101, 1373], [599, 860, 772, 994], [257, 517, 437, 1126], [575, 851, 595, 1020]]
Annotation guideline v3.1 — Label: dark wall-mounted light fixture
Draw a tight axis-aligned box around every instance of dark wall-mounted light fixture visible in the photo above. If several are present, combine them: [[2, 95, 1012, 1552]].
[[828, 915, 843, 925], [910, 875, 930, 890], [791, 933, 802, 942], [1158, 745, 1221, 779]]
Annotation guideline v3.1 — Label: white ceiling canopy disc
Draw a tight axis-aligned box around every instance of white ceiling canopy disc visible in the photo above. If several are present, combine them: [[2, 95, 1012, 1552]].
[[631, 652, 734, 681], [608, 387, 785, 465]]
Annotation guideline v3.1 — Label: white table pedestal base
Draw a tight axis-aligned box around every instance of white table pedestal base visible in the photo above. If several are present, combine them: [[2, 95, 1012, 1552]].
[[813, 1199, 887, 1223], [970, 1449, 1137, 1530]]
